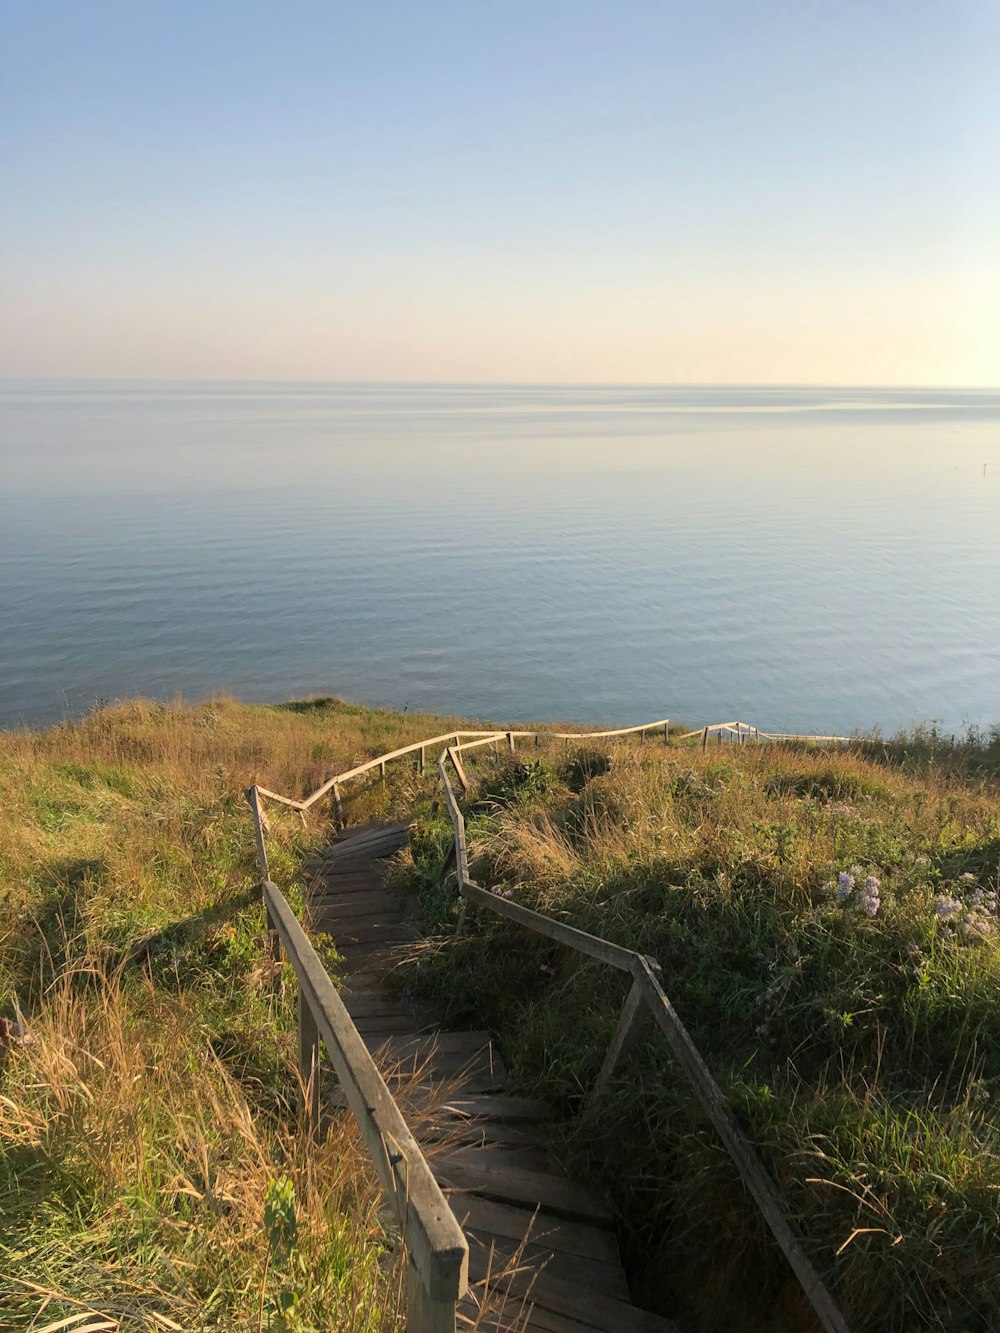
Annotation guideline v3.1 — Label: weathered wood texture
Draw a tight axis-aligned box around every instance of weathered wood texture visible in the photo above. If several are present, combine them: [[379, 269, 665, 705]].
[[262, 878, 467, 1310], [311, 824, 677, 1333]]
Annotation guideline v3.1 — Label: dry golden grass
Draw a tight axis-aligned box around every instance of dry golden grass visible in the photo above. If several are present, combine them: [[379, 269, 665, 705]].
[[0, 694, 472, 1332]]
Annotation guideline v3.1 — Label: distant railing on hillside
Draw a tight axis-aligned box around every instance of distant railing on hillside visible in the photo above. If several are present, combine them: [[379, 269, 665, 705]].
[[252, 715, 849, 824]]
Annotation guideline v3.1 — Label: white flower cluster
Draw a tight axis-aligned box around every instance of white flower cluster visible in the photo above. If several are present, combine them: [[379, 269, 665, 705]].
[[830, 866, 881, 917], [935, 874, 998, 941]]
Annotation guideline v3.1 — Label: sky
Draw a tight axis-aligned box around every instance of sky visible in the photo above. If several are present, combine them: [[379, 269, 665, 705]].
[[1, 1, 998, 384]]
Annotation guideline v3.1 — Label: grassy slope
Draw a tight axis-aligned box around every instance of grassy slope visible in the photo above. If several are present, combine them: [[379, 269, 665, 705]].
[[396, 731, 1000, 1333], [5, 698, 999, 1333], [0, 695, 468, 1332]]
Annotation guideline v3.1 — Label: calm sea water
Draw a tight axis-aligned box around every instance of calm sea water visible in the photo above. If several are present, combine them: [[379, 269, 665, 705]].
[[1, 382, 998, 734]]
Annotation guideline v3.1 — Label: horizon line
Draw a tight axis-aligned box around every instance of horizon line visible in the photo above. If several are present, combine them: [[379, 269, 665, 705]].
[[2, 377, 998, 391]]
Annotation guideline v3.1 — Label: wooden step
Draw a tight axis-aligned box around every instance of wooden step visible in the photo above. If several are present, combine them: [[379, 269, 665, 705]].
[[466, 1258, 678, 1332], [437, 1158, 616, 1227], [419, 1114, 548, 1151], [432, 1093, 550, 1122], [309, 820, 672, 1333], [329, 920, 412, 947], [449, 1194, 621, 1266], [354, 1014, 421, 1038], [464, 1227, 630, 1299], [308, 890, 402, 916]]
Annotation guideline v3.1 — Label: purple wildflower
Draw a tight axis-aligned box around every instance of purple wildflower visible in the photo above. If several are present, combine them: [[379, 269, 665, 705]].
[[859, 875, 881, 917]]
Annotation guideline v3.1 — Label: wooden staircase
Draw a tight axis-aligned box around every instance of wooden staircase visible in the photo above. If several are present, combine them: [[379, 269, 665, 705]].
[[306, 821, 677, 1333]]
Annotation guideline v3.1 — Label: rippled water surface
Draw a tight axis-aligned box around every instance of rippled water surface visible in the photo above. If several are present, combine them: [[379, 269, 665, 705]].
[[1, 382, 998, 732]]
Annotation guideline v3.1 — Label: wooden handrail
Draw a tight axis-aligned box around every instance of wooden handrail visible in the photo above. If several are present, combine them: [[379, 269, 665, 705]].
[[244, 787, 468, 1331], [451, 719, 672, 755], [246, 709, 853, 1330], [263, 882, 468, 1303], [676, 721, 850, 743], [252, 713, 848, 821], [434, 756, 850, 1333]]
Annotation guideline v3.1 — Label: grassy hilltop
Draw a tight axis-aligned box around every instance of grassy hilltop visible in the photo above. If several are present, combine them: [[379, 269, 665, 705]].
[[2, 698, 999, 1332], [0, 696, 462, 1332]]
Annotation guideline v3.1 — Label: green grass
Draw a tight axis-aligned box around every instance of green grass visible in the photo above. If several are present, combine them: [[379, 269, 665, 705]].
[[394, 733, 1000, 1333], [0, 694, 470, 1332], [7, 700, 1000, 1332]]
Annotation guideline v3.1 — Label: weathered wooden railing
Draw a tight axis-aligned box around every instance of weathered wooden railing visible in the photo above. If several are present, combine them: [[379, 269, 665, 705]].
[[245, 785, 468, 1333], [252, 715, 849, 826], [254, 729, 501, 819], [248, 712, 851, 1331], [435, 733, 851, 1333]]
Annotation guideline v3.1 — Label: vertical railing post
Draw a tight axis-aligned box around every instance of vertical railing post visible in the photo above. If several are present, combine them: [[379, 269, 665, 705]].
[[702, 727, 708, 752], [594, 977, 645, 1093], [419, 745, 426, 774], [298, 983, 321, 1137], [245, 785, 269, 880], [506, 730, 515, 753], [405, 1263, 456, 1332], [331, 782, 344, 828], [245, 787, 281, 983], [447, 746, 470, 793], [663, 720, 669, 744]]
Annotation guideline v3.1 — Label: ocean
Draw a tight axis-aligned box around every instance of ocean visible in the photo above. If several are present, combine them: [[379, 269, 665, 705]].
[[1, 381, 997, 734]]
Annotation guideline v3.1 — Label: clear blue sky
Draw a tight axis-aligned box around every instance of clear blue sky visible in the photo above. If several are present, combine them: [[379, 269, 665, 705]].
[[2, 1, 997, 382]]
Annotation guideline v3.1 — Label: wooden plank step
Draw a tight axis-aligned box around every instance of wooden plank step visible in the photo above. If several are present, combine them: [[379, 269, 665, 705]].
[[419, 1115, 548, 1151], [461, 1291, 645, 1333], [482, 1263, 677, 1327], [432, 1093, 549, 1123], [328, 845, 405, 867], [341, 975, 394, 997], [466, 1260, 677, 1333], [329, 921, 411, 947], [332, 821, 407, 844], [307, 890, 402, 916], [383, 1052, 506, 1095], [464, 1228, 629, 1299], [316, 871, 384, 890], [313, 878, 384, 898], [377, 1031, 497, 1058], [334, 943, 413, 969], [375, 1034, 508, 1083], [434, 1142, 551, 1175], [340, 993, 410, 1019], [328, 830, 407, 859], [449, 1194, 621, 1266], [354, 1014, 421, 1038], [436, 1160, 616, 1228]]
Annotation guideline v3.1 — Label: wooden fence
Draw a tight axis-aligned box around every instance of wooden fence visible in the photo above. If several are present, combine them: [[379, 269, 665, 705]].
[[248, 713, 852, 1333]]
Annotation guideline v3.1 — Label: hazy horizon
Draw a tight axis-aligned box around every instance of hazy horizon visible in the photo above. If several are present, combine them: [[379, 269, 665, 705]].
[[3, 376, 999, 389]]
